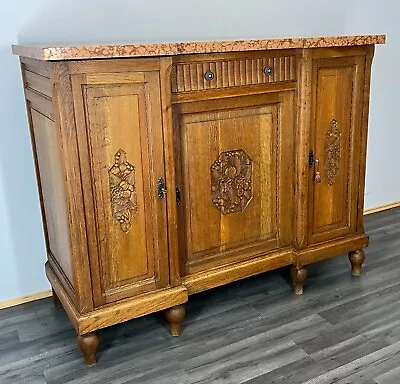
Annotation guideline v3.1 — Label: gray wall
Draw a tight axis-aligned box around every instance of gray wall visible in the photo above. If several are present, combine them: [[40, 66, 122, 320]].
[[0, 0, 393, 301]]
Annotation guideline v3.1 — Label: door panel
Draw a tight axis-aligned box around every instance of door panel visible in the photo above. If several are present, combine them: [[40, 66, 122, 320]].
[[308, 56, 365, 244], [175, 93, 294, 274], [73, 71, 169, 306]]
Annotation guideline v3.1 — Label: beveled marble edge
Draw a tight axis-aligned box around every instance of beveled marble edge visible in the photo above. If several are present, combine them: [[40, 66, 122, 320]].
[[12, 35, 386, 61]]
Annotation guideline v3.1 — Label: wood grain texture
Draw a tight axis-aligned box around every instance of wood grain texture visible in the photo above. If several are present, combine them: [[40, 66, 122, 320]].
[[70, 64, 170, 307], [174, 91, 294, 276], [308, 54, 365, 245], [0, 208, 398, 383], [51, 62, 93, 313], [30, 110, 74, 287], [45, 261, 188, 335], [159, 57, 182, 288]]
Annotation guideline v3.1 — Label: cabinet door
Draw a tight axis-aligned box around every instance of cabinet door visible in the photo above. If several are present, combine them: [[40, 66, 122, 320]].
[[308, 56, 365, 244], [73, 71, 169, 306], [174, 92, 294, 275]]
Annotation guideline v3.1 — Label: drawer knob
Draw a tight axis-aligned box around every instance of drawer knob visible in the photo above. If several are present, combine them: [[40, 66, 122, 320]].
[[263, 66, 273, 76], [204, 71, 215, 81]]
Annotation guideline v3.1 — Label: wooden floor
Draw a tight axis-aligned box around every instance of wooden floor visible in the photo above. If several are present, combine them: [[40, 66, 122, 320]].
[[1, 208, 400, 384]]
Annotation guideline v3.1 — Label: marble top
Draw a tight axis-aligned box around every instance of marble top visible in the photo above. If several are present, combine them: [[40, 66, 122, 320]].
[[12, 35, 386, 61]]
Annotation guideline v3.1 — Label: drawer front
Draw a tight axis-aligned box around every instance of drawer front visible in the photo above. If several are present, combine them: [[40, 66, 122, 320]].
[[171, 54, 296, 93]]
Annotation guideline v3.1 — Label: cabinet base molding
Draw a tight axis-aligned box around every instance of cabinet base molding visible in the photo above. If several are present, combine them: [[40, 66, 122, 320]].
[[296, 234, 369, 266], [183, 249, 294, 295], [45, 262, 188, 335]]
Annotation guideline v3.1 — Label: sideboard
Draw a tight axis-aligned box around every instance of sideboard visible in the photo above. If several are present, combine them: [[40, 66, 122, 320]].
[[12, 34, 385, 365]]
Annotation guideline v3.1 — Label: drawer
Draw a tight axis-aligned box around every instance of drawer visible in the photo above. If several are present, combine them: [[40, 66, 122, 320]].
[[171, 53, 296, 93]]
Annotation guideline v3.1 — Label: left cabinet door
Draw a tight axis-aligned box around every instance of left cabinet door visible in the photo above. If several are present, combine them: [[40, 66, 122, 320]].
[[72, 70, 169, 307]]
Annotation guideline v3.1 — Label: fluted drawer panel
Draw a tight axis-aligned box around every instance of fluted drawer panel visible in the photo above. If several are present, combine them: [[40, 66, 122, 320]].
[[171, 55, 296, 93]]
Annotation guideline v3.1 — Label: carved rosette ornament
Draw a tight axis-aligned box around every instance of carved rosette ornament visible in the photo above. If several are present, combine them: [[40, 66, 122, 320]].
[[211, 149, 253, 215], [324, 119, 341, 186], [108, 150, 138, 232]]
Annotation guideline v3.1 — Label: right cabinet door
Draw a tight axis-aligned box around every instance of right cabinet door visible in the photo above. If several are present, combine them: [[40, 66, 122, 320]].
[[308, 54, 366, 245]]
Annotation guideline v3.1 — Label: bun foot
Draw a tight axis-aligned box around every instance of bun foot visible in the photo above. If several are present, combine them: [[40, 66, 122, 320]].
[[165, 305, 186, 336], [77, 332, 100, 366], [291, 265, 308, 295], [349, 250, 366, 277]]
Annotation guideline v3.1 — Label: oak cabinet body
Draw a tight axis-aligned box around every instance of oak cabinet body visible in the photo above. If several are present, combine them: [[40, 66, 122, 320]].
[[14, 38, 382, 364]]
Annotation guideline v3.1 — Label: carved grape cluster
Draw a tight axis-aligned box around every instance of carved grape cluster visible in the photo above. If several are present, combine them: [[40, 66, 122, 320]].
[[109, 150, 138, 232], [324, 119, 341, 186]]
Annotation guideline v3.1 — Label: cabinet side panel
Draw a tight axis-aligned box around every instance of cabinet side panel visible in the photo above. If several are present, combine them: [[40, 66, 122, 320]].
[[30, 110, 74, 286], [52, 63, 93, 312], [21, 61, 76, 301], [356, 47, 374, 233]]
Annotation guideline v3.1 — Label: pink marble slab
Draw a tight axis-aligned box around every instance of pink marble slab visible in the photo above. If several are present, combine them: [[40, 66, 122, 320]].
[[12, 35, 386, 61]]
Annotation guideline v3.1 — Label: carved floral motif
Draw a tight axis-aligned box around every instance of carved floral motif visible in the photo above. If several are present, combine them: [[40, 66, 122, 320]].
[[211, 149, 253, 215], [108, 150, 138, 232], [324, 119, 341, 186]]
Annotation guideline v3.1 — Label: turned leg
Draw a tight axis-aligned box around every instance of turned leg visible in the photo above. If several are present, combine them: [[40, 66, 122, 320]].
[[349, 250, 366, 277], [52, 289, 62, 308], [77, 332, 100, 366], [165, 305, 186, 336], [291, 265, 308, 295]]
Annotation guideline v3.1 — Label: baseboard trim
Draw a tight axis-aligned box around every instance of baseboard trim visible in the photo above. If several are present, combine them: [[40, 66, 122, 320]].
[[0, 201, 399, 310], [364, 201, 400, 215], [0, 289, 52, 310]]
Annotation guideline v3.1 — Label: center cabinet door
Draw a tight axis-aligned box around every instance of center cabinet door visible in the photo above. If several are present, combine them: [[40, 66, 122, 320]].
[[174, 92, 295, 275], [72, 70, 169, 307]]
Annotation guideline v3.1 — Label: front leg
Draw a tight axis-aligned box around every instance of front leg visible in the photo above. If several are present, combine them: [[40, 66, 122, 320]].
[[291, 265, 308, 295], [165, 305, 186, 336], [77, 332, 100, 366], [349, 250, 366, 277]]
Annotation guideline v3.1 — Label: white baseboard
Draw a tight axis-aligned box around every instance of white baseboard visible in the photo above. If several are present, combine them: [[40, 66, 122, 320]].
[[363, 201, 400, 215], [0, 290, 52, 310]]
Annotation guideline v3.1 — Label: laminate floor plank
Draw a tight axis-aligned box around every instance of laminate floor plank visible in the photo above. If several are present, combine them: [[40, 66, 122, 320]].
[[0, 207, 399, 383]]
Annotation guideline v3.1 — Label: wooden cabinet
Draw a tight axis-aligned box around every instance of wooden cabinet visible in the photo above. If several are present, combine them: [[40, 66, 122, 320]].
[[13, 35, 384, 365]]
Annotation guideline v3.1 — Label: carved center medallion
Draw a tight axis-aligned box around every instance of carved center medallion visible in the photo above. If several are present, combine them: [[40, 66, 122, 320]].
[[108, 150, 138, 232], [211, 149, 253, 215], [324, 119, 341, 186]]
